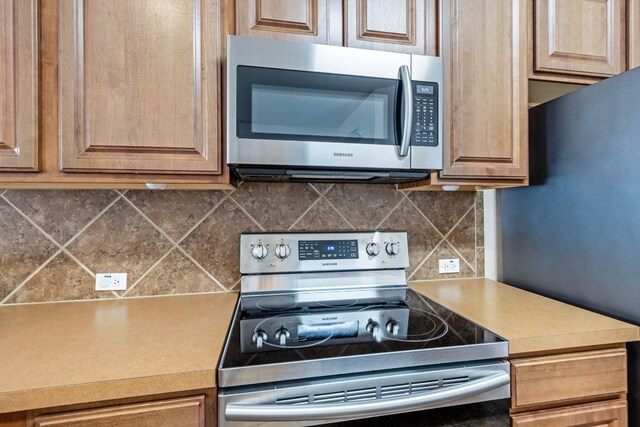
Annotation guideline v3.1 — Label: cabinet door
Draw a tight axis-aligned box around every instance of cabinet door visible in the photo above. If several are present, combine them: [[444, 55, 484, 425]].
[[33, 396, 205, 427], [534, 0, 626, 78], [0, 0, 38, 172], [58, 1, 221, 175], [440, 0, 528, 179], [237, 0, 342, 45], [630, 0, 640, 69], [344, 0, 437, 55], [511, 399, 628, 427]]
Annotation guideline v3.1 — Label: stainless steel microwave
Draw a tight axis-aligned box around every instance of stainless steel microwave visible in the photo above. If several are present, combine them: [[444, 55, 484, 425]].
[[226, 36, 443, 183]]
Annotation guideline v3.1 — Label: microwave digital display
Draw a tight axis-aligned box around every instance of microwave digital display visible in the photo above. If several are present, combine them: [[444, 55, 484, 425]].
[[416, 85, 434, 95]]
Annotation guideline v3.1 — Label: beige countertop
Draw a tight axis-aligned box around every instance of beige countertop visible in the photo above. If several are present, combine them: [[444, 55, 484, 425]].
[[0, 292, 238, 414], [411, 278, 640, 356], [2, 279, 639, 415]]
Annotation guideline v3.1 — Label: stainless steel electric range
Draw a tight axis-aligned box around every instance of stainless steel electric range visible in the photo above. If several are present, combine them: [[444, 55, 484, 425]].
[[218, 232, 509, 426]]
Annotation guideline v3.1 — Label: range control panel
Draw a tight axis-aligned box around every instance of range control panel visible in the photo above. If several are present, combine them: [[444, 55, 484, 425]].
[[412, 82, 438, 147], [298, 239, 358, 260], [240, 232, 409, 274]]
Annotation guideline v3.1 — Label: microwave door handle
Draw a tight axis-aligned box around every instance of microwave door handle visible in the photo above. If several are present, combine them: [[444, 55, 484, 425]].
[[224, 370, 509, 422], [398, 64, 413, 158]]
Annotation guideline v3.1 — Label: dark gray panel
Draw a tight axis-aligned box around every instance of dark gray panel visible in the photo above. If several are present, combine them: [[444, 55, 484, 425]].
[[501, 67, 640, 427], [502, 67, 640, 323]]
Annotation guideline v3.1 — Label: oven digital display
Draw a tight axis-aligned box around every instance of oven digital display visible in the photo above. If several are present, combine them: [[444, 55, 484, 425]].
[[298, 321, 359, 340], [298, 240, 359, 260]]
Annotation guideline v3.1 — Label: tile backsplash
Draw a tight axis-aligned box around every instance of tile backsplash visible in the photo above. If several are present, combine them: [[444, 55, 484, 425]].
[[0, 184, 484, 304]]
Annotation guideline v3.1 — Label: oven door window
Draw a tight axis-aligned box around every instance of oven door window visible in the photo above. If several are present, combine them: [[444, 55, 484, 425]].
[[236, 66, 399, 145]]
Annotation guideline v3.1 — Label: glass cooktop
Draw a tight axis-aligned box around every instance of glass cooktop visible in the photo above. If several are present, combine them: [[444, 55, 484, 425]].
[[218, 290, 507, 388]]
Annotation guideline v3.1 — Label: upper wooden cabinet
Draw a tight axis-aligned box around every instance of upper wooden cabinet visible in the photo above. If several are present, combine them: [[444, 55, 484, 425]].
[[237, 0, 343, 45], [235, 0, 437, 54], [0, 0, 38, 172], [440, 0, 528, 180], [531, 0, 627, 82], [630, 0, 640, 69], [344, 0, 437, 55], [58, 0, 221, 175]]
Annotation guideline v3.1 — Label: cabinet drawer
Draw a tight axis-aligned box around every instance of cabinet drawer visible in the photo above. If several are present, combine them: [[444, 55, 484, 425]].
[[511, 348, 626, 409], [511, 399, 627, 427], [34, 396, 205, 427]]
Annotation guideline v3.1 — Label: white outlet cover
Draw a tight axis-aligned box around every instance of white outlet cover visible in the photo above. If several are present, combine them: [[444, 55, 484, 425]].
[[95, 273, 127, 291], [438, 258, 460, 274]]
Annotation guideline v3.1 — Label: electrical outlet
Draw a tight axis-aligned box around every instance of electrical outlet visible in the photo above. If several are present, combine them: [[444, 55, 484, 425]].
[[95, 273, 127, 291], [438, 258, 460, 274]]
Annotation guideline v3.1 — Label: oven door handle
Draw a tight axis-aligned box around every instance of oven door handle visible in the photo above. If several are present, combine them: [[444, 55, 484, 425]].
[[398, 64, 413, 158], [224, 371, 509, 422]]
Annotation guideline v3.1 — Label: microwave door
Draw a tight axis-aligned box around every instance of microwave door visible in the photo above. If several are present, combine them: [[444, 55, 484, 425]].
[[227, 36, 415, 171], [230, 66, 412, 171]]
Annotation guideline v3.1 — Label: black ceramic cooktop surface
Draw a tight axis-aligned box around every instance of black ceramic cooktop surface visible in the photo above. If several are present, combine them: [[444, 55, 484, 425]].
[[219, 289, 505, 370]]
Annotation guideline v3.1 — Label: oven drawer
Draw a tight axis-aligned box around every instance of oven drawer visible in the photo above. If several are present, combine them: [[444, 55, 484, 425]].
[[510, 348, 627, 409]]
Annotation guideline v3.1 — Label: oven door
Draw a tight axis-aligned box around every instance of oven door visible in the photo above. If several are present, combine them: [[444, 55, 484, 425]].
[[218, 360, 510, 427], [227, 36, 415, 171]]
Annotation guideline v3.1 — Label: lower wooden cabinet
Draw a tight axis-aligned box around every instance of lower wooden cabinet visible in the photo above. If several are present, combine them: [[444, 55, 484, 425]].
[[510, 347, 629, 427], [510, 348, 627, 410], [512, 399, 628, 427], [33, 396, 205, 427]]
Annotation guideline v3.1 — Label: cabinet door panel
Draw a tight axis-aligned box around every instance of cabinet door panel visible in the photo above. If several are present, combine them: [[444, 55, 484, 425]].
[[511, 399, 627, 427], [630, 0, 640, 69], [237, 0, 342, 45], [58, 0, 221, 174], [34, 396, 205, 427], [0, 0, 38, 171], [441, 0, 528, 179], [345, 0, 437, 55], [535, 0, 626, 77]]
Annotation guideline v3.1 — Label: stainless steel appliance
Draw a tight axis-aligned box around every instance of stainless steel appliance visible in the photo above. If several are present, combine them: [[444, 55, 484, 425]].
[[218, 231, 510, 426], [226, 36, 443, 183]]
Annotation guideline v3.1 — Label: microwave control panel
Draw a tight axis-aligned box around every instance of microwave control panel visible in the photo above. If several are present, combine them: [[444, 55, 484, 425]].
[[412, 82, 438, 147]]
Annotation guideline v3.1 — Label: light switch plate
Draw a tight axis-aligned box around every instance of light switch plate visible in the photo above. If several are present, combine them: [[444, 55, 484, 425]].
[[95, 273, 127, 291], [438, 258, 460, 274]]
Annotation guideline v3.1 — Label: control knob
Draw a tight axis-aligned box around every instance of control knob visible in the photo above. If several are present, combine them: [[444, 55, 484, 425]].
[[386, 242, 400, 256], [386, 320, 400, 336], [274, 244, 291, 260], [252, 330, 268, 349], [251, 244, 268, 260], [275, 327, 290, 346], [366, 321, 381, 340], [366, 242, 380, 257]]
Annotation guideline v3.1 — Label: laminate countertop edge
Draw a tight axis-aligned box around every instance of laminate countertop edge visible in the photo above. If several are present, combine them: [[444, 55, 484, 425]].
[[0, 369, 216, 414]]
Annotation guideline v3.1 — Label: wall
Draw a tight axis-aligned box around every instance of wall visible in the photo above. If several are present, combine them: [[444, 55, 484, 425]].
[[501, 67, 640, 426], [0, 183, 484, 304]]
